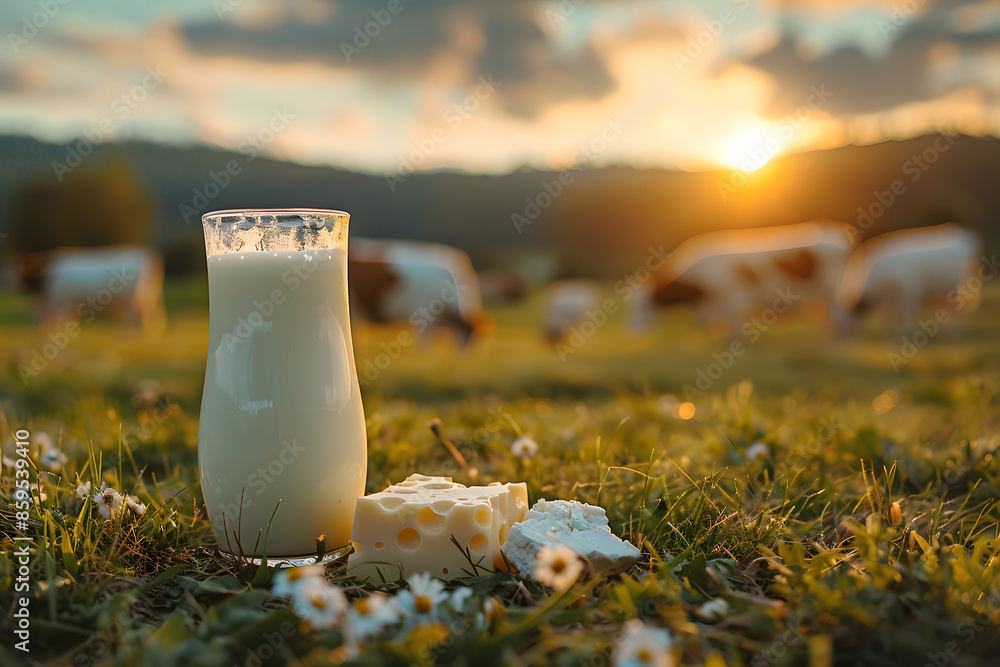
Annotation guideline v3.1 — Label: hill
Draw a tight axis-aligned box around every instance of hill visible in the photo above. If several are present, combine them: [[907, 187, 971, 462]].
[[0, 133, 997, 275]]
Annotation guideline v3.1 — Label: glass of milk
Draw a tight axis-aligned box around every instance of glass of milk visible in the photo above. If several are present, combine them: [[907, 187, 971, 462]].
[[199, 209, 367, 566]]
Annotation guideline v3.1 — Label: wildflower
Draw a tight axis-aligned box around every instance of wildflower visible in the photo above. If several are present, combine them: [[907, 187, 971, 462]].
[[614, 619, 674, 667], [533, 546, 583, 591], [397, 572, 449, 622], [350, 593, 401, 639], [745, 442, 770, 464], [695, 598, 729, 622], [482, 596, 506, 626], [890, 500, 903, 526], [76, 481, 92, 499], [31, 482, 48, 503], [126, 494, 147, 517], [271, 564, 325, 597], [292, 579, 348, 630], [93, 482, 123, 520], [511, 436, 539, 459], [37, 432, 68, 473], [449, 586, 474, 613], [136, 380, 159, 406], [1, 454, 15, 473]]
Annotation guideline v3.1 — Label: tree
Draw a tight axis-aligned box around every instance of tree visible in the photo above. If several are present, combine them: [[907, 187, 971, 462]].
[[7, 160, 157, 254]]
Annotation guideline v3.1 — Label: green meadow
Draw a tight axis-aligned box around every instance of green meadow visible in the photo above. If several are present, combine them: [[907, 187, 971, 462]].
[[1, 280, 999, 666]]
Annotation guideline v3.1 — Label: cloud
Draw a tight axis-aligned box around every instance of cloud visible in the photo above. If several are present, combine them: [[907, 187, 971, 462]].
[[744, 6, 1000, 116], [178, 0, 615, 117]]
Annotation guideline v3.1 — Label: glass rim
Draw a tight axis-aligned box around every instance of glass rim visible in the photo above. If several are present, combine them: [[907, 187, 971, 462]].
[[202, 208, 350, 223]]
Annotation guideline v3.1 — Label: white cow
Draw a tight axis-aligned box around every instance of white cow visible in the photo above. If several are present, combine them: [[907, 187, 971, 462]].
[[348, 238, 488, 346], [639, 220, 858, 338], [838, 223, 982, 332], [39, 246, 165, 331], [541, 280, 601, 344]]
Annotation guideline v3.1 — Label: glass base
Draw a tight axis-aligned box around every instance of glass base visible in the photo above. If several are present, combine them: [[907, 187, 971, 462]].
[[220, 544, 352, 569]]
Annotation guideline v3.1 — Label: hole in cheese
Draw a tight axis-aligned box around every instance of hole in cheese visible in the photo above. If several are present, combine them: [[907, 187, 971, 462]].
[[417, 507, 447, 532], [379, 497, 406, 510], [475, 508, 492, 528], [469, 533, 489, 554], [397, 528, 421, 551], [375, 541, 383, 549], [432, 499, 456, 513], [422, 483, 454, 490], [442, 568, 448, 575]]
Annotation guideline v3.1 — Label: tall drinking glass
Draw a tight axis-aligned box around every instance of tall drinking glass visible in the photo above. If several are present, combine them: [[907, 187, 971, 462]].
[[198, 209, 367, 565]]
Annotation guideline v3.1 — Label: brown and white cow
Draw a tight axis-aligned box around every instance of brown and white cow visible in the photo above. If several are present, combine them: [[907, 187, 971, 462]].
[[838, 223, 982, 333], [637, 221, 857, 338], [348, 238, 489, 346]]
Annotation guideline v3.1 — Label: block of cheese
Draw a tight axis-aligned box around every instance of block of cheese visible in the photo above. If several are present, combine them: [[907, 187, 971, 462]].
[[347, 474, 529, 582]]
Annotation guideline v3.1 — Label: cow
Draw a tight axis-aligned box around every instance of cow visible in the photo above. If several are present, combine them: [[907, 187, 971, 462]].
[[36, 246, 165, 331], [541, 280, 601, 344], [838, 223, 982, 333], [348, 238, 489, 346], [637, 220, 858, 338]]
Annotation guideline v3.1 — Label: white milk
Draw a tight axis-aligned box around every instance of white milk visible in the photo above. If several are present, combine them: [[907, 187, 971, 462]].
[[199, 248, 367, 557]]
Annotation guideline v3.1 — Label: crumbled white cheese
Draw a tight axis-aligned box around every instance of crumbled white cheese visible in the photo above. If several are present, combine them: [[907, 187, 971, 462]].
[[502, 499, 641, 579]]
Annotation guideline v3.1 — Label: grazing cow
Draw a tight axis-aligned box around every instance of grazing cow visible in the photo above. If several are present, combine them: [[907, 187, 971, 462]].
[[541, 280, 601, 344], [348, 238, 488, 346], [838, 223, 982, 332], [38, 246, 165, 331], [639, 221, 857, 338]]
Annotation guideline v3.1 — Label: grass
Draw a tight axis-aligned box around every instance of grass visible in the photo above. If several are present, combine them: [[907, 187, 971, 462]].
[[1, 279, 999, 665]]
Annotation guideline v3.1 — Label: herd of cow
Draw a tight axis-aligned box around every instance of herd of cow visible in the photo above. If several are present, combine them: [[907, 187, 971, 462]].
[[13, 221, 986, 347]]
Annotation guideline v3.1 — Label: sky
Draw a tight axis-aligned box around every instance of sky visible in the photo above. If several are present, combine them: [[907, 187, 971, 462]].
[[2, 0, 999, 174]]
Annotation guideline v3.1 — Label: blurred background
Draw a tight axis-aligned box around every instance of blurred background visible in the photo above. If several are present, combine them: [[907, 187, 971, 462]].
[[0, 0, 999, 405]]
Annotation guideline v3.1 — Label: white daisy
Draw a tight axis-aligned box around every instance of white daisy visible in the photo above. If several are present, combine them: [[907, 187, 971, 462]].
[[449, 586, 475, 613], [614, 619, 674, 667], [350, 593, 401, 639], [397, 572, 449, 622], [37, 432, 68, 473], [695, 598, 729, 622], [292, 579, 348, 630], [93, 482, 123, 520], [745, 442, 771, 464], [75, 481, 92, 499], [511, 436, 539, 459], [125, 494, 147, 517], [532, 546, 584, 591], [271, 564, 325, 597]]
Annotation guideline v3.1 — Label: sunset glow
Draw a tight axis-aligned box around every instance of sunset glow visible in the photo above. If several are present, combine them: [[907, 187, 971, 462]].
[[722, 127, 785, 172], [0, 2, 998, 173]]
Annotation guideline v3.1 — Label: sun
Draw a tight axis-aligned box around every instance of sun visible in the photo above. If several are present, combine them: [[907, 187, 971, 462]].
[[722, 127, 784, 172]]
